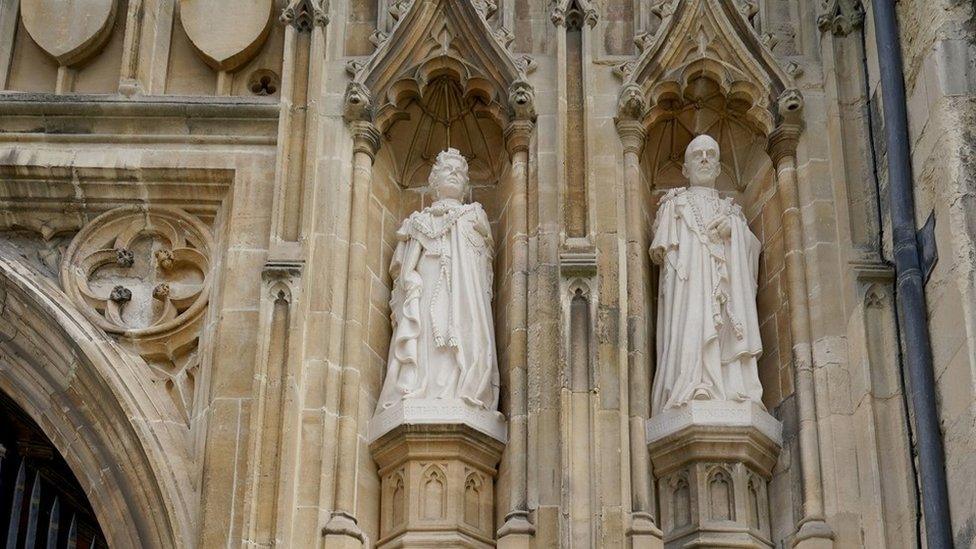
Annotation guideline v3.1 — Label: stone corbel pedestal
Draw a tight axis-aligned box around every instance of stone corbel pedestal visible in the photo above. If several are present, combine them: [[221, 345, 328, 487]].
[[369, 401, 507, 548], [646, 401, 782, 548]]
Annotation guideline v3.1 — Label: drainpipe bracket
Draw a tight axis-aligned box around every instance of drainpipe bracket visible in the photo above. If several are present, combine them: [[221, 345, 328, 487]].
[[916, 210, 938, 284]]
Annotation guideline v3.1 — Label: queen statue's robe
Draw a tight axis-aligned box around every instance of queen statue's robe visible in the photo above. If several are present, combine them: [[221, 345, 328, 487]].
[[650, 186, 764, 415], [376, 199, 499, 411]]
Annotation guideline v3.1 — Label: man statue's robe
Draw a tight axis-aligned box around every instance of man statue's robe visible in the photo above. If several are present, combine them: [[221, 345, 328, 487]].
[[650, 186, 764, 415], [376, 199, 499, 411]]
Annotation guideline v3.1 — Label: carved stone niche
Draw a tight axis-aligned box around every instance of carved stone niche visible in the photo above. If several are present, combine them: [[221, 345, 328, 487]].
[[646, 401, 782, 548], [370, 420, 505, 548]]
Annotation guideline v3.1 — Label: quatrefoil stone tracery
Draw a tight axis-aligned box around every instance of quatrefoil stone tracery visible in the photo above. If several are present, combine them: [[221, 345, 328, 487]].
[[61, 206, 213, 336]]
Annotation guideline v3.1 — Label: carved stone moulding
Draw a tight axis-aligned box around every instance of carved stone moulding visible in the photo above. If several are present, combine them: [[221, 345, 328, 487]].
[[20, 0, 118, 66], [60, 206, 214, 422], [61, 205, 213, 338], [370, 419, 505, 548], [179, 0, 275, 71], [646, 401, 782, 548]]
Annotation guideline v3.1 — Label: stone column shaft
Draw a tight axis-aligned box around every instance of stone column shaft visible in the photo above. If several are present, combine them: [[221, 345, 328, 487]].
[[617, 118, 663, 547], [324, 121, 380, 545], [498, 119, 535, 543], [617, 120, 653, 512], [770, 130, 834, 546]]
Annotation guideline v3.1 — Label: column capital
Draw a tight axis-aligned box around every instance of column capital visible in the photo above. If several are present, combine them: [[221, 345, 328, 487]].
[[615, 119, 646, 155], [349, 120, 381, 159], [767, 124, 801, 167], [504, 119, 535, 156]]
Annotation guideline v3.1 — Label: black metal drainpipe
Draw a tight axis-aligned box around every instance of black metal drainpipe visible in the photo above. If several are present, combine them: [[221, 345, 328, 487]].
[[869, 1, 954, 547]]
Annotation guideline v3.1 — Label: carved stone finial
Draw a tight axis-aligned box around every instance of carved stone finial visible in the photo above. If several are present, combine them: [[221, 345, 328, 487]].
[[616, 83, 647, 121], [786, 61, 805, 80], [116, 248, 135, 267], [473, 0, 498, 19], [155, 249, 176, 270], [735, 0, 759, 27], [552, 0, 598, 28], [650, 0, 678, 20], [515, 54, 538, 75], [369, 29, 389, 48], [110, 285, 132, 304], [582, 7, 599, 28], [508, 79, 536, 122], [551, 6, 566, 26], [153, 283, 171, 301], [613, 60, 637, 81], [634, 31, 654, 53], [817, 0, 865, 36], [343, 82, 374, 123], [389, 0, 413, 21], [281, 0, 329, 31], [345, 59, 365, 77], [494, 27, 515, 50]]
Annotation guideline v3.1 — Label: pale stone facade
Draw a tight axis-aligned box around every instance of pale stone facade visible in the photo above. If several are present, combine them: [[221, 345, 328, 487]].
[[0, 0, 973, 547]]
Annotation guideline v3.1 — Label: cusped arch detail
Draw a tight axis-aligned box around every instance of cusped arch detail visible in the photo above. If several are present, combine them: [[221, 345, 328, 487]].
[[0, 254, 195, 548], [346, 0, 534, 130], [622, 0, 795, 136]]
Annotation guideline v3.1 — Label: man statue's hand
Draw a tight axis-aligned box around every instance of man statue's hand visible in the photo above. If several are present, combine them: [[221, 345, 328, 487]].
[[707, 215, 732, 241]]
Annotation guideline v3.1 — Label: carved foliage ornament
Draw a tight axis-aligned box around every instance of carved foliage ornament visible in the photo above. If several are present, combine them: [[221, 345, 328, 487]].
[[389, 0, 414, 22], [281, 0, 330, 31], [472, 0, 498, 19], [551, 0, 598, 27], [817, 0, 864, 36], [61, 206, 212, 337]]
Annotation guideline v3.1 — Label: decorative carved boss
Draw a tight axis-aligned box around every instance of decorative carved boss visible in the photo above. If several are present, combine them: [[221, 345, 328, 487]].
[[60, 207, 213, 421]]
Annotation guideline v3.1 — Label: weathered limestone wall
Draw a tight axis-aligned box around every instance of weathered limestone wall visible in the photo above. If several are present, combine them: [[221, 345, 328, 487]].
[[0, 0, 972, 547], [890, 0, 976, 544]]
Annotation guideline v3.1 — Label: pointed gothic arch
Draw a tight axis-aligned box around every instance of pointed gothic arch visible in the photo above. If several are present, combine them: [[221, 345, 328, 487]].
[[0, 254, 195, 548], [345, 0, 535, 188], [625, 0, 792, 133], [336, 2, 539, 542], [618, 0, 799, 193]]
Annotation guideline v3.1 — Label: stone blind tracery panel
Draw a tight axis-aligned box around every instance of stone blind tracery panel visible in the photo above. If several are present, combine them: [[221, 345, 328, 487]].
[[60, 205, 214, 424]]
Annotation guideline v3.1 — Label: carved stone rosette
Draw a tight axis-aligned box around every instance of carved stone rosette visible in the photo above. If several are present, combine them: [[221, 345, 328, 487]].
[[60, 206, 214, 422], [370, 421, 504, 548], [646, 401, 782, 548]]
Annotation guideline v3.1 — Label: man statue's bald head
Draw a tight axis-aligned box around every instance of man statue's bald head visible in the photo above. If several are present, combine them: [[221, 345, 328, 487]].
[[682, 135, 721, 187]]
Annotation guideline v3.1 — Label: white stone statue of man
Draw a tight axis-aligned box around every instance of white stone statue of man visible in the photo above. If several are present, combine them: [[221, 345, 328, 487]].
[[649, 134, 764, 415], [375, 148, 499, 412]]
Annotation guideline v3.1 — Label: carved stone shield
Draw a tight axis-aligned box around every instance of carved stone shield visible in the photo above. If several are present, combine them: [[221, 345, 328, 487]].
[[20, 0, 118, 66], [179, 0, 274, 71]]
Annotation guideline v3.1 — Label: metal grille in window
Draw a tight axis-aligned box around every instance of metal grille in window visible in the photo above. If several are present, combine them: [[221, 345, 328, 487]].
[[0, 393, 106, 549]]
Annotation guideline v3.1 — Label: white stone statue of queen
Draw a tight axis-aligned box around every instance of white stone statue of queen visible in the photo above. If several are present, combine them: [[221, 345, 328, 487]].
[[649, 135, 764, 415], [376, 148, 500, 413]]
